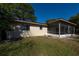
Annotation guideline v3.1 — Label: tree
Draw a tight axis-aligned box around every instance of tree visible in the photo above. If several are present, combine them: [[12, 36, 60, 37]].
[[68, 13, 79, 34], [0, 3, 36, 40], [68, 13, 79, 25], [14, 4, 36, 21]]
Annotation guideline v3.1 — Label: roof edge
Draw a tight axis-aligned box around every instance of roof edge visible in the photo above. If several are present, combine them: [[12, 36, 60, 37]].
[[48, 19, 77, 26], [13, 20, 48, 27]]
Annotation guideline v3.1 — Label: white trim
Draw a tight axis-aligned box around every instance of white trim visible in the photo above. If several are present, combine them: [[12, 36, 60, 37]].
[[59, 23, 61, 38], [68, 25, 70, 34], [47, 33, 76, 38], [74, 27, 75, 34]]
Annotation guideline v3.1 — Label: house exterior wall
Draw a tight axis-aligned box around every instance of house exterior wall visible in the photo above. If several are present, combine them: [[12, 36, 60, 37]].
[[7, 30, 22, 39], [59, 34, 76, 38], [7, 25, 48, 39], [30, 26, 47, 36], [6, 21, 77, 39], [47, 33, 76, 38]]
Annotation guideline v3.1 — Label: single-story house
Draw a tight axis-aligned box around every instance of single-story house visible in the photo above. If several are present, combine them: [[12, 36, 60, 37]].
[[7, 20, 48, 39], [7, 19, 78, 39], [47, 19, 77, 38]]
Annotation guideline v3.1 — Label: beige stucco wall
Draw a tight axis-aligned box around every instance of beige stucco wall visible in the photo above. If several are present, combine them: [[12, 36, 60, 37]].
[[29, 26, 47, 36], [20, 26, 48, 37]]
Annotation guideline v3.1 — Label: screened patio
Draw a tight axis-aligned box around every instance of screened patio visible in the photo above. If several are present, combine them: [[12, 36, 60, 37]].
[[48, 19, 77, 38]]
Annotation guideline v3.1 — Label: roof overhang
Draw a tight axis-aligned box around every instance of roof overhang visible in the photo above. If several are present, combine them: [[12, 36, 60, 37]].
[[48, 19, 77, 27], [11, 20, 48, 27]]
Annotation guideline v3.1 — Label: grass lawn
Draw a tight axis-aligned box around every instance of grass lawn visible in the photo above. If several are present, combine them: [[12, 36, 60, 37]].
[[0, 36, 79, 56]]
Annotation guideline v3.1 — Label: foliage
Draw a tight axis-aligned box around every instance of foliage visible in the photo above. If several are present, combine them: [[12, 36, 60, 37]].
[[0, 3, 36, 30], [68, 13, 79, 25]]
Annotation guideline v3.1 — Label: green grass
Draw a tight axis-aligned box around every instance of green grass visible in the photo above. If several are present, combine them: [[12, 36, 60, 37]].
[[0, 36, 79, 56]]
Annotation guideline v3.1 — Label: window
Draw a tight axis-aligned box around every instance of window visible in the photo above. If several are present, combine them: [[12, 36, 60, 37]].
[[40, 26, 42, 30], [21, 25, 26, 30], [15, 25, 21, 30], [20, 24, 30, 30], [26, 25, 30, 30]]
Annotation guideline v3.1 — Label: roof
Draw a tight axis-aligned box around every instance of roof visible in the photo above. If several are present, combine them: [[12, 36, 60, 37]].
[[47, 19, 77, 27], [12, 19, 77, 27], [12, 20, 48, 27]]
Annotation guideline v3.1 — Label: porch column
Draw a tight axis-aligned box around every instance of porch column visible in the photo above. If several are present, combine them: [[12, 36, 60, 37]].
[[59, 23, 61, 38], [73, 27, 75, 34], [68, 25, 70, 34]]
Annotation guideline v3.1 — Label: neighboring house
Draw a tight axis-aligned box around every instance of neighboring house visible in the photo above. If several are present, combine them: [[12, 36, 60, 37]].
[[7, 19, 78, 39], [7, 20, 48, 39]]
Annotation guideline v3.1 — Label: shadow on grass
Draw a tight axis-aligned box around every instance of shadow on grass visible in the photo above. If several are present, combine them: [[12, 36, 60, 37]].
[[0, 37, 78, 56], [0, 38, 37, 56], [72, 37, 79, 42]]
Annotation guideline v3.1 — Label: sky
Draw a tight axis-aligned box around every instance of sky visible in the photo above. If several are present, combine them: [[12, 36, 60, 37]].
[[31, 3, 79, 23]]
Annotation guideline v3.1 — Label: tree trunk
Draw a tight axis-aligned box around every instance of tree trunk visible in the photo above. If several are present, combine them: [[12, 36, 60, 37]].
[[0, 30, 7, 40]]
